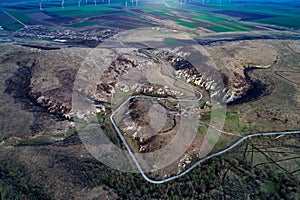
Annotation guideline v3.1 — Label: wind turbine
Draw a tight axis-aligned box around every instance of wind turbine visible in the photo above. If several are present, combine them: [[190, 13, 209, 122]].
[[39, 1, 43, 10]]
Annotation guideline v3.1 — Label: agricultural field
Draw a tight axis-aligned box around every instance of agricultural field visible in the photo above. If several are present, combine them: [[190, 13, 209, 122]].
[[0, 0, 299, 33], [0, 11, 24, 31], [208, 2, 300, 29]]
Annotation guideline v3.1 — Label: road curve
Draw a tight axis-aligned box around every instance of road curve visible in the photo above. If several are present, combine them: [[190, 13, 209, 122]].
[[111, 101, 300, 184], [109, 51, 300, 184]]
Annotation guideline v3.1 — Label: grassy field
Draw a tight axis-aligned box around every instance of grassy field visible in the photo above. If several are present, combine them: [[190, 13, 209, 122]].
[[201, 109, 267, 135], [0, 11, 24, 31], [173, 19, 199, 28], [205, 2, 300, 29], [255, 16, 300, 29]]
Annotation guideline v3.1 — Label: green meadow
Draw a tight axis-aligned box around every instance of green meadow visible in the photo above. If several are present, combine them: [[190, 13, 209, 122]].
[[0, 11, 24, 31]]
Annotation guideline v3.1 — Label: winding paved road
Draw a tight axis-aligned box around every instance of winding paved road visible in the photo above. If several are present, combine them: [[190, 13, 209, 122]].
[[112, 101, 300, 184], [109, 51, 300, 184]]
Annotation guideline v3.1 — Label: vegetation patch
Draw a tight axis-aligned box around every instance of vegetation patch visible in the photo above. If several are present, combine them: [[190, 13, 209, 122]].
[[262, 180, 277, 194], [173, 19, 199, 28]]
